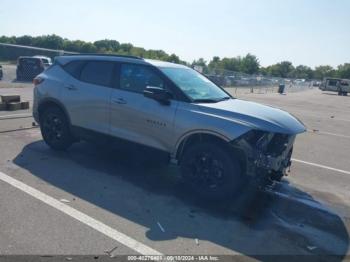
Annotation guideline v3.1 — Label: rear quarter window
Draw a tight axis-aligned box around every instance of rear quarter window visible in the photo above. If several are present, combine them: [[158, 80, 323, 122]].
[[80, 61, 114, 87], [63, 60, 86, 79]]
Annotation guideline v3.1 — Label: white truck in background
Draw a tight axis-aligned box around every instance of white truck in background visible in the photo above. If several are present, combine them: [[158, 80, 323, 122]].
[[319, 78, 350, 96]]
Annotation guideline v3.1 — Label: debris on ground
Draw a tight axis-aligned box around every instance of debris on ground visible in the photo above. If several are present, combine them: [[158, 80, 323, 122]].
[[195, 238, 199, 245], [330, 116, 335, 118], [65, 257, 72, 261], [307, 246, 317, 251], [157, 221, 165, 232], [0, 95, 29, 111], [60, 198, 71, 203], [312, 129, 319, 132], [104, 246, 118, 257]]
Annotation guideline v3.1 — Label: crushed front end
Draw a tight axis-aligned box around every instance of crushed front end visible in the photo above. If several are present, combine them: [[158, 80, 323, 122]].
[[231, 130, 296, 184]]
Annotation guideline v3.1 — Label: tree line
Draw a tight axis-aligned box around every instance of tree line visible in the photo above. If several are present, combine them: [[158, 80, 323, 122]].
[[193, 57, 350, 80], [1, 34, 349, 80], [0, 34, 183, 64]]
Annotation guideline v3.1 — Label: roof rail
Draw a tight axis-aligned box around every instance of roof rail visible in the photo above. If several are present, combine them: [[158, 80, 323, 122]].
[[63, 53, 143, 60]]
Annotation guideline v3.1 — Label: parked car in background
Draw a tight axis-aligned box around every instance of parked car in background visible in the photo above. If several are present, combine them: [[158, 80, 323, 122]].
[[0, 65, 3, 80], [33, 54, 306, 200], [319, 78, 349, 96], [16, 56, 51, 81], [33, 56, 52, 67], [312, 81, 321, 87]]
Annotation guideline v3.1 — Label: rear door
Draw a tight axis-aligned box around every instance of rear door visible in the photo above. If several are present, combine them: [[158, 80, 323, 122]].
[[109, 63, 178, 152], [61, 60, 115, 135], [18, 58, 43, 79]]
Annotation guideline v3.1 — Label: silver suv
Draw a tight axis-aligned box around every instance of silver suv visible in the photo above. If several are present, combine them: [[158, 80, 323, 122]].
[[33, 54, 305, 199]]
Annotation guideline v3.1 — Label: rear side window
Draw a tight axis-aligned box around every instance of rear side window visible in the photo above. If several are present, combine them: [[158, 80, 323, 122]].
[[19, 58, 41, 66], [80, 61, 114, 87], [63, 61, 86, 79], [328, 80, 338, 86]]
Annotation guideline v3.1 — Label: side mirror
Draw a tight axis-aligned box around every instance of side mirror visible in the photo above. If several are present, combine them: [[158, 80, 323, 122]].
[[143, 86, 172, 105]]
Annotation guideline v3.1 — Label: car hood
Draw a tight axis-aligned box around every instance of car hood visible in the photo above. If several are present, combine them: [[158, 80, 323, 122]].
[[195, 98, 306, 135]]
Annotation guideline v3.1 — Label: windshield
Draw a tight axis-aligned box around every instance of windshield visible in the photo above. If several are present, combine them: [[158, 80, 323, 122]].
[[160, 67, 231, 102]]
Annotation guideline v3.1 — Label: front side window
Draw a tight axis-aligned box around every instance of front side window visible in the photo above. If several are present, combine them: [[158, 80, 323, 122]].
[[120, 64, 165, 93], [80, 61, 114, 86], [340, 81, 349, 86], [159, 67, 230, 102]]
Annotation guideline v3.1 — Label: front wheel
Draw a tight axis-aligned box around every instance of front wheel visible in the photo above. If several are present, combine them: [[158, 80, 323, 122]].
[[40, 106, 74, 151], [180, 142, 242, 200]]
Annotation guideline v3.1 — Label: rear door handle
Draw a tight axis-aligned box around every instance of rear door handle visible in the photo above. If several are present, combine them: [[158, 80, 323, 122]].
[[64, 84, 77, 90], [112, 98, 127, 104]]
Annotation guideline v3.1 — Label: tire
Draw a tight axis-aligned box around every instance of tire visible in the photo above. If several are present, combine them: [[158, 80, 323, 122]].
[[337, 88, 343, 96], [180, 142, 242, 200], [40, 106, 73, 151]]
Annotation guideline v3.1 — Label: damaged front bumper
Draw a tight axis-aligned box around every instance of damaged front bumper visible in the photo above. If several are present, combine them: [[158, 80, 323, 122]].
[[231, 130, 296, 182]]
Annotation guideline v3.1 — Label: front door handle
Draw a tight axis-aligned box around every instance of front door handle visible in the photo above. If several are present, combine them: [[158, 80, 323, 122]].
[[64, 84, 77, 91], [112, 98, 127, 104]]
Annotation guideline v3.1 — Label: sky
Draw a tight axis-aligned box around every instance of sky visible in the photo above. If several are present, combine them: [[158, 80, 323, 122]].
[[1, 0, 349, 68]]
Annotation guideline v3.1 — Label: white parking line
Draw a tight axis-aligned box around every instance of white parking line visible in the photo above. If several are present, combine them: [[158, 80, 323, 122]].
[[0, 113, 32, 119], [308, 130, 350, 139], [331, 118, 350, 123], [0, 171, 163, 256], [292, 158, 350, 175]]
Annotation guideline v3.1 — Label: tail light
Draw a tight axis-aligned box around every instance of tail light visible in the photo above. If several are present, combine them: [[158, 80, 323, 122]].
[[33, 77, 44, 86]]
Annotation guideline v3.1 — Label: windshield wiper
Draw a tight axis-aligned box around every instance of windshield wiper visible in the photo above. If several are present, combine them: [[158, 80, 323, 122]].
[[192, 99, 220, 103], [192, 97, 231, 103], [216, 96, 231, 101]]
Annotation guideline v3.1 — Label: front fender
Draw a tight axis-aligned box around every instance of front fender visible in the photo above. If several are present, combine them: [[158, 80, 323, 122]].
[[171, 102, 253, 157]]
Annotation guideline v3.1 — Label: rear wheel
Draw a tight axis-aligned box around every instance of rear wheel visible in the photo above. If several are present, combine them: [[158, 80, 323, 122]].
[[40, 106, 73, 151], [180, 142, 242, 200], [337, 87, 343, 96]]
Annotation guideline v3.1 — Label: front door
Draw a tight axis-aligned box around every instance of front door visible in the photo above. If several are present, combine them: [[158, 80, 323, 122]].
[[109, 63, 178, 152]]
